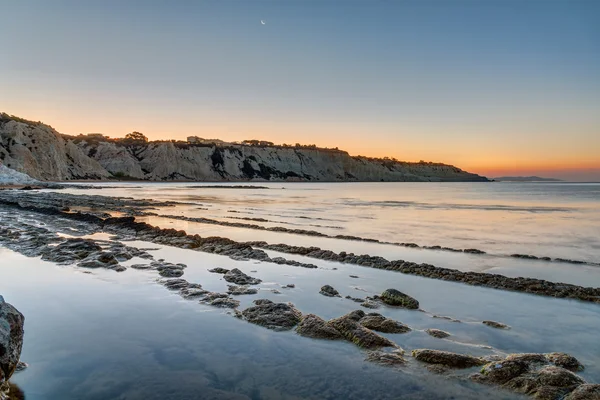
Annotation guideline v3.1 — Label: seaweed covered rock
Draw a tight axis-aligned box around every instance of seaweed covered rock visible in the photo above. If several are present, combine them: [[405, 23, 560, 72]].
[[425, 328, 451, 338], [319, 285, 340, 297], [359, 313, 411, 334], [379, 289, 419, 309], [483, 320, 510, 329], [223, 268, 262, 285], [240, 299, 302, 331], [546, 353, 584, 372], [328, 310, 396, 349], [411, 349, 485, 368], [565, 384, 600, 400], [473, 354, 590, 399], [0, 297, 25, 389], [296, 314, 343, 340]]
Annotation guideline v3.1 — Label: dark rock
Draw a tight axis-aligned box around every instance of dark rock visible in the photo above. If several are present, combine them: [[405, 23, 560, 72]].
[[546, 353, 584, 372], [380, 288, 419, 309], [241, 299, 302, 331], [328, 311, 396, 349], [208, 267, 230, 274], [296, 314, 343, 340], [319, 285, 340, 297], [208, 297, 240, 308], [478, 359, 530, 384], [483, 320, 510, 329], [156, 262, 186, 277], [425, 328, 451, 338], [359, 314, 411, 333], [464, 248, 486, 254], [349, 275, 359, 278], [223, 268, 262, 285], [411, 349, 485, 368], [0, 297, 25, 387]]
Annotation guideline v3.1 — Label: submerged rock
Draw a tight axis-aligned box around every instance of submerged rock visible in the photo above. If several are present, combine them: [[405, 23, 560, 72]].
[[328, 310, 396, 349], [319, 285, 340, 297], [366, 350, 406, 366], [241, 299, 302, 331], [360, 300, 380, 309], [223, 268, 262, 285], [483, 320, 510, 329], [425, 328, 451, 338], [296, 314, 343, 340], [411, 349, 485, 368], [379, 289, 419, 309], [0, 298, 25, 388], [359, 313, 411, 333]]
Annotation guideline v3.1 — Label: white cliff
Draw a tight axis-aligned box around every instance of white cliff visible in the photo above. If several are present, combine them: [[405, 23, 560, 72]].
[[0, 113, 488, 182]]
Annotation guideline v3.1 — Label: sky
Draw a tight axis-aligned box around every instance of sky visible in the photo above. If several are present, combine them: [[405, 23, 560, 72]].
[[1, 0, 599, 180]]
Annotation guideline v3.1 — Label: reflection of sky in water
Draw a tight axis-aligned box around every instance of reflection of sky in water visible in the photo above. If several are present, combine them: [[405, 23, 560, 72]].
[[3, 249, 538, 400], [56, 182, 600, 265]]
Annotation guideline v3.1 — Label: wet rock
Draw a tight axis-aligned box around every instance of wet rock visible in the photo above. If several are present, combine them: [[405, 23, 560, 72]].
[[0, 298, 25, 387], [41, 238, 102, 264], [483, 320, 510, 329], [360, 300, 380, 309], [478, 359, 530, 384], [546, 353, 584, 372], [129, 263, 152, 269], [158, 278, 190, 290], [463, 248, 486, 254], [284, 284, 295, 288], [380, 289, 419, 309], [366, 350, 406, 366], [319, 285, 340, 297], [502, 366, 585, 399], [208, 267, 229, 274], [13, 362, 27, 373], [208, 297, 240, 308], [241, 299, 302, 331], [180, 287, 209, 299], [359, 313, 411, 333], [506, 353, 547, 365], [425, 328, 451, 338], [154, 262, 186, 278], [565, 384, 600, 400], [227, 285, 258, 295], [411, 349, 485, 368], [328, 310, 396, 349], [223, 268, 262, 285], [345, 295, 364, 303], [432, 315, 461, 323], [296, 314, 343, 340], [349, 275, 359, 278]]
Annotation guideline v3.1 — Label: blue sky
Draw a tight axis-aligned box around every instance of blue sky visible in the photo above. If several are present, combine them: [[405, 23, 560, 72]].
[[1, 0, 599, 179]]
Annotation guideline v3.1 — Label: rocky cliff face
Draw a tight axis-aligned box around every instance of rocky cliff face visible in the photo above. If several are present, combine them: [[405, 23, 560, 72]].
[[0, 114, 488, 182]]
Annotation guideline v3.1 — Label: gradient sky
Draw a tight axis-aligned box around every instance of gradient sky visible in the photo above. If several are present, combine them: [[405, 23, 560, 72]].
[[1, 0, 599, 180]]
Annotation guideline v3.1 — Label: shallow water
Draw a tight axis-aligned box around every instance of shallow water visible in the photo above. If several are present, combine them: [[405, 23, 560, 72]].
[[3, 181, 600, 399]]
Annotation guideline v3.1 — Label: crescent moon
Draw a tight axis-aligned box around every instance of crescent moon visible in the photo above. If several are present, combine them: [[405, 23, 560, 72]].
[[261, 20, 266, 25]]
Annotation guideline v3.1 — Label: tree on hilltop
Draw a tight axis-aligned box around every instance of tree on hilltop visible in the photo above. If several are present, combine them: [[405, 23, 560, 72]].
[[125, 131, 148, 142]]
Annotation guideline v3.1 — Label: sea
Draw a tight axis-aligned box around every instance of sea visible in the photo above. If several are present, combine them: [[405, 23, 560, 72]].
[[2, 181, 600, 399]]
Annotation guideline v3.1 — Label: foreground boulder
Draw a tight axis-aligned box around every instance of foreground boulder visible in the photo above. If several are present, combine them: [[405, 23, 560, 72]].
[[411, 349, 485, 368], [240, 299, 301, 331], [0, 297, 25, 394], [565, 384, 600, 399], [379, 289, 419, 309]]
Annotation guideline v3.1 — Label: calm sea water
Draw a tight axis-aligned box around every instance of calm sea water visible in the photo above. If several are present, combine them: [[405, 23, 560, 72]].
[[3, 182, 600, 399]]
